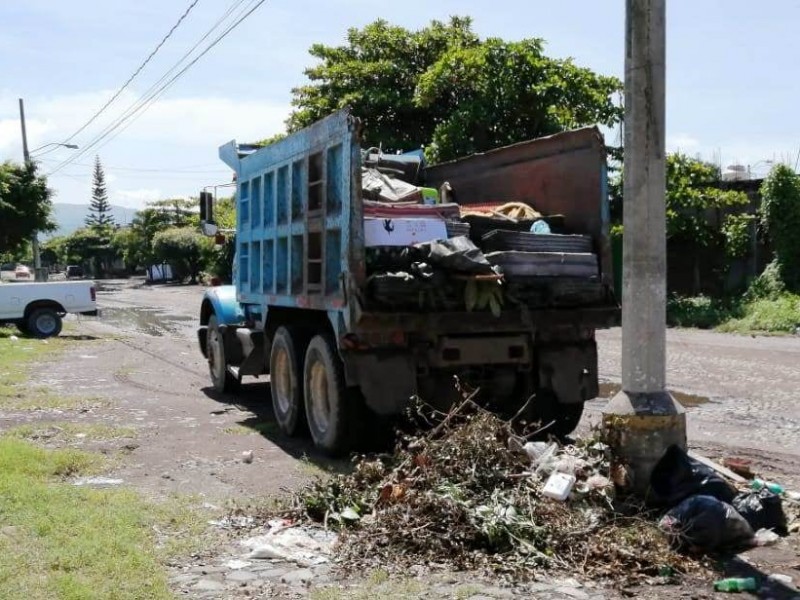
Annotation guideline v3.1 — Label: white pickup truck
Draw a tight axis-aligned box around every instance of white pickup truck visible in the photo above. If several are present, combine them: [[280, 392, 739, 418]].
[[0, 280, 98, 338]]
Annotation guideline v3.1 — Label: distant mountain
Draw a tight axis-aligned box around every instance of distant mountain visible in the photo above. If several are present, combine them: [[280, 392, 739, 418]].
[[47, 203, 138, 238]]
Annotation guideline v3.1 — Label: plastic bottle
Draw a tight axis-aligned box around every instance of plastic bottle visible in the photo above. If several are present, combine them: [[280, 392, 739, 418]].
[[713, 577, 757, 593], [751, 478, 784, 495], [530, 219, 551, 234]]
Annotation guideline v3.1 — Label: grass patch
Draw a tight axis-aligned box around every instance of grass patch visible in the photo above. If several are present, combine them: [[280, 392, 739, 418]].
[[310, 570, 423, 600], [717, 293, 800, 334], [223, 419, 279, 436], [5, 422, 137, 443], [0, 438, 207, 599], [667, 293, 800, 334]]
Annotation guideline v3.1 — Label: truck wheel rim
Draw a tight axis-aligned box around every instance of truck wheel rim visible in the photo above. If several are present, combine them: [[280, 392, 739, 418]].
[[309, 359, 330, 434], [273, 349, 292, 415], [37, 314, 57, 335]]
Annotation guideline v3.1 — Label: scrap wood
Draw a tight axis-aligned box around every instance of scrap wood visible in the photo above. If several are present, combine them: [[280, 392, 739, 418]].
[[687, 450, 748, 484]]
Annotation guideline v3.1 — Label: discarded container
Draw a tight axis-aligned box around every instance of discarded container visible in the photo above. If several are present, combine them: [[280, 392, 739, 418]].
[[754, 528, 780, 546], [542, 472, 576, 501], [530, 220, 551, 234], [713, 577, 757, 592], [522, 441, 551, 462], [751, 479, 784, 495]]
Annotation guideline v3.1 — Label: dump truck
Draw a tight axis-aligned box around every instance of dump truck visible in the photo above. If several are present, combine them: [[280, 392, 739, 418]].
[[197, 109, 619, 455]]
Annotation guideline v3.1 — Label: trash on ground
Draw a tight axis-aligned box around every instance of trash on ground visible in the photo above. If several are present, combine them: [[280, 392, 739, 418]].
[[659, 495, 754, 552], [732, 489, 788, 535], [208, 516, 255, 529], [750, 478, 784, 495], [650, 445, 737, 506], [766, 573, 796, 589], [688, 451, 747, 484], [722, 457, 755, 479], [241, 521, 337, 566], [713, 577, 757, 593], [72, 476, 124, 487], [241, 450, 254, 464], [753, 528, 781, 546], [224, 559, 252, 570], [284, 399, 706, 584], [8, 335, 18, 341], [542, 472, 577, 501]]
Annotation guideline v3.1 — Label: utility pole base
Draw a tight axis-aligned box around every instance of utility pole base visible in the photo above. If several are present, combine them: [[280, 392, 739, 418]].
[[602, 391, 686, 495]]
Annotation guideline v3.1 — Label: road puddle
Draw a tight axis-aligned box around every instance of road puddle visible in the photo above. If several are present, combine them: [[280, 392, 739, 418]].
[[100, 307, 193, 336], [598, 381, 713, 407]]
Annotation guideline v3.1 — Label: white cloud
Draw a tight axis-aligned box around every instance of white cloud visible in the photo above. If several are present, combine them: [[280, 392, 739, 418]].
[[114, 188, 163, 209], [0, 90, 290, 157]]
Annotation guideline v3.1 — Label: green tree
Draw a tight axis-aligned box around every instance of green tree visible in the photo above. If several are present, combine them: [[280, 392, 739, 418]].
[[152, 227, 212, 284], [288, 17, 622, 162], [111, 227, 148, 273], [85, 156, 115, 229], [0, 161, 55, 254], [760, 164, 800, 290]]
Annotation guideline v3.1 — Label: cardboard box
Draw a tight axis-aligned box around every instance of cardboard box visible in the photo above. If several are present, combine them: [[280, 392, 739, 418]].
[[364, 217, 448, 247]]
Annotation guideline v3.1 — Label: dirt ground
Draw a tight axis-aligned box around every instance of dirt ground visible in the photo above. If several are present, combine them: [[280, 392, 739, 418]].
[[6, 278, 800, 599]]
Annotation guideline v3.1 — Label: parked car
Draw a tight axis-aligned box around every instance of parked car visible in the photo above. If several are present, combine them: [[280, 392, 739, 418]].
[[66, 265, 84, 279], [15, 265, 31, 280]]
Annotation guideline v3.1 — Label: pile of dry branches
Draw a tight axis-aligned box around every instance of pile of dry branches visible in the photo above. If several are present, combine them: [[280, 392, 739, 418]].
[[289, 398, 706, 584]]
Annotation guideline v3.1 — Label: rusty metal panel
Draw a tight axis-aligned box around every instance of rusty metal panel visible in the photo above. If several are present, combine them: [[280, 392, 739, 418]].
[[423, 127, 613, 287]]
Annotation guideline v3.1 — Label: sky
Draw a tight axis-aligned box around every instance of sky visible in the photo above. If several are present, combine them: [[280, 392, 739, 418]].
[[1, 0, 799, 214]]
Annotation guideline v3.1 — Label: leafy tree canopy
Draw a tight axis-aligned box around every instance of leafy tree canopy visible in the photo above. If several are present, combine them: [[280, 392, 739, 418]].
[[152, 227, 212, 284], [760, 164, 800, 289], [288, 17, 622, 163], [0, 161, 55, 254]]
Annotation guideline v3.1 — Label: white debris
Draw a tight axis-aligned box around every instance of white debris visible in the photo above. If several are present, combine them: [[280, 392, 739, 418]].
[[241, 450, 254, 464], [754, 528, 781, 546], [242, 522, 337, 566], [224, 559, 252, 570], [9, 335, 19, 342], [208, 516, 254, 529], [73, 476, 124, 487]]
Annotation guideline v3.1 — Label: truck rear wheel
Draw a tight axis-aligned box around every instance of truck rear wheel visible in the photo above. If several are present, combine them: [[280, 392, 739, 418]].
[[207, 315, 238, 393], [303, 334, 350, 456], [27, 308, 62, 338], [270, 326, 307, 436]]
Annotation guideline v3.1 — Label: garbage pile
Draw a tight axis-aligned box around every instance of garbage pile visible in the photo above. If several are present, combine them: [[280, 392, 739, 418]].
[[360, 148, 608, 313], [286, 399, 707, 584], [652, 446, 794, 554]]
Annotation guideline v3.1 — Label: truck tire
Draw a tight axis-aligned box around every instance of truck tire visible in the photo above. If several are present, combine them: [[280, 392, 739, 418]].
[[270, 326, 307, 436], [207, 315, 238, 393], [303, 334, 351, 456], [27, 308, 62, 338], [533, 390, 585, 438]]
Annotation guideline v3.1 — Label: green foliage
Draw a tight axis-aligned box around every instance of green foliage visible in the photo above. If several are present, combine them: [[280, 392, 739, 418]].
[[152, 227, 212, 283], [50, 227, 117, 275], [85, 156, 115, 230], [210, 197, 236, 282], [745, 261, 787, 301], [253, 133, 287, 147], [666, 153, 748, 248], [666, 295, 737, 329], [717, 294, 800, 334], [289, 17, 621, 163], [0, 161, 55, 254], [721, 213, 754, 259], [760, 164, 800, 289]]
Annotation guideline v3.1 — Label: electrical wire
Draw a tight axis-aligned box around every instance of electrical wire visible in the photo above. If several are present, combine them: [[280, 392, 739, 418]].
[[48, 0, 263, 176], [61, 0, 202, 145]]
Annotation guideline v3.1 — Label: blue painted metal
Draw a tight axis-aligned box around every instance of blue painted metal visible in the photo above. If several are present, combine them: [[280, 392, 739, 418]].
[[219, 110, 362, 333], [202, 285, 244, 326]]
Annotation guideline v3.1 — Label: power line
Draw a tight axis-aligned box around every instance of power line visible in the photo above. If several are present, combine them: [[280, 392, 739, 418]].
[[61, 0, 202, 145], [48, 0, 263, 176]]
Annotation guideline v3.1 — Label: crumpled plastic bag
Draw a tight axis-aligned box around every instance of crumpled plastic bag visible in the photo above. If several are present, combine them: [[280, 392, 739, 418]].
[[650, 445, 737, 506], [732, 489, 788, 535], [659, 495, 754, 552], [412, 236, 498, 275]]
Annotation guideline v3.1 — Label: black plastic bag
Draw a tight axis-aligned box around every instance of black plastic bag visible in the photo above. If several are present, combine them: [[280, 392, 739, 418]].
[[412, 236, 498, 275], [732, 489, 788, 535], [650, 445, 738, 506], [659, 495, 754, 552]]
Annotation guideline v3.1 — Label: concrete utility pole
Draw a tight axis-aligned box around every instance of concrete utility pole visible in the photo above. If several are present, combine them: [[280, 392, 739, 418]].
[[603, 0, 686, 493], [19, 98, 46, 282]]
